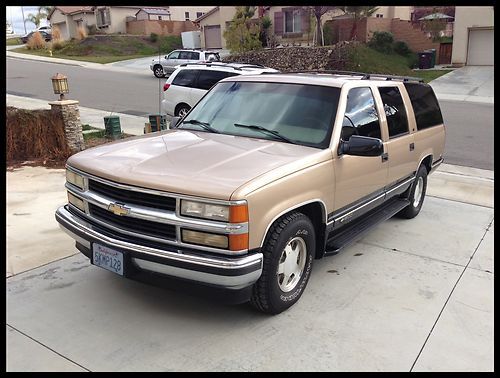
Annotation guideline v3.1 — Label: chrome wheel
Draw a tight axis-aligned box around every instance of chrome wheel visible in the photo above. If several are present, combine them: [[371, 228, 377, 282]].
[[153, 66, 164, 78], [277, 236, 307, 292], [413, 176, 424, 207], [178, 107, 190, 117]]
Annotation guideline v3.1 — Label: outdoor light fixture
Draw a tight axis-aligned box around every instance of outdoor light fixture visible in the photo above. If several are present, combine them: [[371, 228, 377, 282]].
[[51, 73, 69, 100]]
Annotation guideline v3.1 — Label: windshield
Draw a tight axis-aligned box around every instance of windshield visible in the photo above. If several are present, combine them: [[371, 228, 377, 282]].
[[180, 81, 341, 149]]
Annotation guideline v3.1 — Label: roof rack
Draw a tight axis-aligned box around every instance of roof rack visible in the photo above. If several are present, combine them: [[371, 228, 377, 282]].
[[263, 70, 424, 83], [178, 62, 242, 71]]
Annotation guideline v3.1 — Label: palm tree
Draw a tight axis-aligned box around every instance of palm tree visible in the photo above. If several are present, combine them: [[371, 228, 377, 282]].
[[343, 6, 379, 40], [25, 6, 52, 29]]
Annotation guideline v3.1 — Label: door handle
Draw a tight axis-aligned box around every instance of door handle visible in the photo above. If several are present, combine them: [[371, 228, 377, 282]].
[[409, 143, 415, 151], [381, 152, 389, 162]]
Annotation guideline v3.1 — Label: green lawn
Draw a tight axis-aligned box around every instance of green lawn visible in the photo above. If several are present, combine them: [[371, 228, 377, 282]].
[[10, 34, 182, 64], [6, 37, 22, 45], [345, 44, 451, 83]]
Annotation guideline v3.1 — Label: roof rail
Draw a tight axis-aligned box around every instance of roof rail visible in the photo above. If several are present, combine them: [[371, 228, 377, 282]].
[[265, 70, 424, 83], [178, 62, 242, 71]]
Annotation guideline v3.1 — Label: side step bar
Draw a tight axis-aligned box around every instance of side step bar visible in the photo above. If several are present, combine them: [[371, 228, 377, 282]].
[[324, 198, 410, 255]]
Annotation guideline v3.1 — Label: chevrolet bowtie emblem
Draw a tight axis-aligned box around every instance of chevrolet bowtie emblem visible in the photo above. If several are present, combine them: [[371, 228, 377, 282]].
[[107, 202, 131, 216]]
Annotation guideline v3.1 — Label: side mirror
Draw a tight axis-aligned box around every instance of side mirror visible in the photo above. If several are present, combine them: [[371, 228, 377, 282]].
[[339, 135, 383, 157], [169, 116, 181, 129]]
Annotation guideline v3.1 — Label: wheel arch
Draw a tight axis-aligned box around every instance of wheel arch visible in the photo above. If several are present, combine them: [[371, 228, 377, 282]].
[[175, 102, 191, 116], [259, 200, 327, 260]]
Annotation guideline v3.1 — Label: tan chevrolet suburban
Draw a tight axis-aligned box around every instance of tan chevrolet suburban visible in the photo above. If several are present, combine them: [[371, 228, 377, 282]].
[[56, 71, 446, 314]]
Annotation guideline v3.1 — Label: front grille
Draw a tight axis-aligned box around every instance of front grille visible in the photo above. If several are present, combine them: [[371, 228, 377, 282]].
[[89, 203, 176, 240], [89, 179, 176, 212]]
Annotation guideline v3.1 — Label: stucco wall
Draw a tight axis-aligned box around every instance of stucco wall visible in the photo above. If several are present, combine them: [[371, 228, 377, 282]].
[[451, 6, 494, 66], [169, 6, 215, 21], [107, 8, 140, 34]]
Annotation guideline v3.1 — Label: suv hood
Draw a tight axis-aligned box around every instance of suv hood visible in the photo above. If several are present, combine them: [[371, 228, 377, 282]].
[[67, 130, 331, 200]]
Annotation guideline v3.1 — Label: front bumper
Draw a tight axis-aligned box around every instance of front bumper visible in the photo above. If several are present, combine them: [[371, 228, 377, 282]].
[[55, 205, 262, 290]]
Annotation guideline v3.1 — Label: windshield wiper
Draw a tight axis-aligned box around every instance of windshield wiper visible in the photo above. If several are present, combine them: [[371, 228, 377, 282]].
[[234, 123, 296, 145], [181, 119, 220, 133]]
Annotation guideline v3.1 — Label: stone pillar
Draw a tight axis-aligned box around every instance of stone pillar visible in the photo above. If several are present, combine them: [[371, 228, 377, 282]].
[[49, 100, 85, 153]]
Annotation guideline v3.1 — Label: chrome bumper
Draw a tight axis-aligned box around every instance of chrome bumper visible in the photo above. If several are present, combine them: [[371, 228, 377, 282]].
[[55, 206, 262, 290]]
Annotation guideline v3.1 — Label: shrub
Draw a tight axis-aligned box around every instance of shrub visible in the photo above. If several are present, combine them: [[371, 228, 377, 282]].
[[51, 26, 62, 41], [150, 32, 158, 43], [406, 53, 419, 69], [77, 26, 88, 40], [26, 31, 46, 50], [393, 40, 412, 56], [368, 31, 394, 54], [323, 23, 335, 46]]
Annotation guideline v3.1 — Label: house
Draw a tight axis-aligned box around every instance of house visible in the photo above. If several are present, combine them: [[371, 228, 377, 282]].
[[167, 7, 214, 22], [196, 6, 345, 50], [48, 6, 143, 40], [451, 6, 494, 66], [136, 8, 171, 21]]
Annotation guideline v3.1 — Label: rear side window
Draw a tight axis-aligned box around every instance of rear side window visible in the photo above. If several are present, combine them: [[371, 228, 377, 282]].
[[188, 51, 200, 60], [378, 86, 409, 138], [172, 70, 198, 87], [196, 71, 239, 90], [404, 83, 444, 130]]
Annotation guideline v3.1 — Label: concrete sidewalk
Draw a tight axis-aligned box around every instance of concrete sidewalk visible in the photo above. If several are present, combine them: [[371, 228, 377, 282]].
[[429, 66, 494, 104]]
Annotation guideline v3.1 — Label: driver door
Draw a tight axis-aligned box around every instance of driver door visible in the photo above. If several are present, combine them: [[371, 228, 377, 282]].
[[332, 86, 389, 222]]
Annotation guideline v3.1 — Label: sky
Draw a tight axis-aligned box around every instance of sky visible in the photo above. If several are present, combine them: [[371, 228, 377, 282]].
[[6, 6, 50, 35]]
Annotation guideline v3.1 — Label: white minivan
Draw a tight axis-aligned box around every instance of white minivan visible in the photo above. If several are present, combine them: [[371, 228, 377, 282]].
[[161, 62, 278, 117]]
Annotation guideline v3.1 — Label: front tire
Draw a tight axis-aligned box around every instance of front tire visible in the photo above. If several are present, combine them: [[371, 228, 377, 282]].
[[250, 212, 315, 314], [397, 165, 428, 219], [175, 104, 191, 118], [153, 65, 165, 78]]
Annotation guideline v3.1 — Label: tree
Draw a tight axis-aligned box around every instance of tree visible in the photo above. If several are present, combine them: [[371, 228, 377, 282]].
[[343, 6, 379, 40], [25, 6, 52, 29], [223, 6, 262, 53], [309, 6, 336, 46]]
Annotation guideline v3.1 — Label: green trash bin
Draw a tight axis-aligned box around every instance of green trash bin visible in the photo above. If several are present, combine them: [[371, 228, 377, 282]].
[[148, 114, 167, 132], [104, 116, 122, 139], [424, 49, 436, 68]]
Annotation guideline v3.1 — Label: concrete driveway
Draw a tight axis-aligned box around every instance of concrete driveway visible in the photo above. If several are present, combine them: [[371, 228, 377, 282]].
[[430, 66, 494, 104], [6, 164, 494, 372]]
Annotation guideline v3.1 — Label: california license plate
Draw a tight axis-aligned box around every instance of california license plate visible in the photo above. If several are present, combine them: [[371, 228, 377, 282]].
[[92, 243, 124, 276]]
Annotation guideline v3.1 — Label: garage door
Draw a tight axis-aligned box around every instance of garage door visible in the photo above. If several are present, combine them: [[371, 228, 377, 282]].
[[204, 25, 222, 49], [467, 28, 494, 66], [53, 22, 69, 41]]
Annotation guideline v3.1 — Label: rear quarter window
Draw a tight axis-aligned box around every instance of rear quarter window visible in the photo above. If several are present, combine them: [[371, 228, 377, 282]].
[[196, 71, 239, 90], [404, 83, 444, 130], [172, 70, 199, 87]]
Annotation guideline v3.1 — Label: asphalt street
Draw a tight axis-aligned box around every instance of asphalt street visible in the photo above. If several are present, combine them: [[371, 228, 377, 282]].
[[5, 56, 494, 171]]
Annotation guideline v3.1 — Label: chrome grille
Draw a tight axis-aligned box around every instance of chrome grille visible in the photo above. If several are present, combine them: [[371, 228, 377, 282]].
[[89, 203, 176, 240], [88, 179, 176, 212]]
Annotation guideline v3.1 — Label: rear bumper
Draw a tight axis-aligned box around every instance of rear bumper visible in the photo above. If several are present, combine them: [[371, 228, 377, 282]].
[[55, 205, 262, 290]]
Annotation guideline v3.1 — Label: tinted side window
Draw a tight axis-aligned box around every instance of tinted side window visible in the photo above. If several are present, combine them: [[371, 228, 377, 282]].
[[189, 51, 200, 60], [196, 71, 239, 90], [179, 51, 191, 59], [378, 86, 409, 138], [404, 83, 444, 130], [172, 70, 198, 87], [341, 87, 381, 141]]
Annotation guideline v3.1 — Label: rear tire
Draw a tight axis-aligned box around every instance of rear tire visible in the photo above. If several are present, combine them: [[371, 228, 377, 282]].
[[153, 65, 165, 78], [397, 165, 428, 219], [175, 104, 191, 118], [250, 212, 315, 315]]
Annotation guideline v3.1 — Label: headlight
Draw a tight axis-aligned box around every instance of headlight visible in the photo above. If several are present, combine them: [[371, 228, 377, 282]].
[[181, 200, 230, 222], [66, 169, 85, 189]]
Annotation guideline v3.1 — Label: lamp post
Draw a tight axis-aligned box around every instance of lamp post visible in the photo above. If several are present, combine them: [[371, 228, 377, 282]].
[[51, 73, 69, 101]]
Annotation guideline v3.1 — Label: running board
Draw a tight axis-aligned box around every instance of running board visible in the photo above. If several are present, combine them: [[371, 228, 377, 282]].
[[324, 198, 410, 255]]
